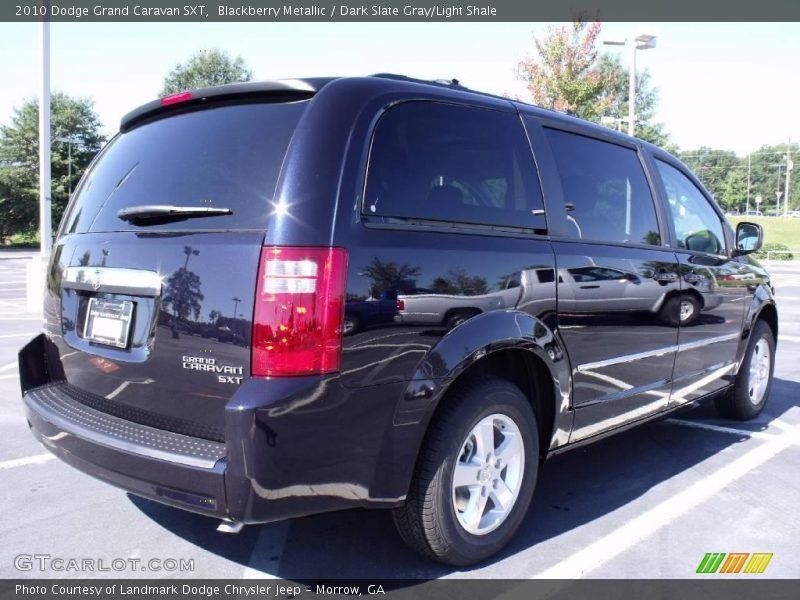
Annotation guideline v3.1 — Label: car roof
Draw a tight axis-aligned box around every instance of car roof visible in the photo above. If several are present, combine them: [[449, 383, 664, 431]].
[[120, 74, 650, 151]]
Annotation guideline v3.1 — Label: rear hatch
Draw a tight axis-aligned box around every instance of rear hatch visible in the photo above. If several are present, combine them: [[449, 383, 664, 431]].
[[45, 94, 310, 442]]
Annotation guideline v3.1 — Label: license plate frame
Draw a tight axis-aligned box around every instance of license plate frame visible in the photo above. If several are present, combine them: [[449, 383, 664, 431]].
[[84, 297, 134, 349]]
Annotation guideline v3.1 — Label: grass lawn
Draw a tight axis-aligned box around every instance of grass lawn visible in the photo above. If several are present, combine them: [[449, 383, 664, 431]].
[[729, 216, 800, 249]]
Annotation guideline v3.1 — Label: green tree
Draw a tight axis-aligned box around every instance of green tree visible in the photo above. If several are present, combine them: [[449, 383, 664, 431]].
[[678, 148, 740, 207], [596, 54, 671, 147], [431, 267, 488, 296], [516, 21, 671, 146], [160, 48, 253, 95], [747, 143, 800, 212], [0, 167, 36, 241], [0, 93, 105, 242], [360, 257, 421, 295], [721, 168, 748, 213], [517, 21, 613, 122], [163, 268, 204, 322]]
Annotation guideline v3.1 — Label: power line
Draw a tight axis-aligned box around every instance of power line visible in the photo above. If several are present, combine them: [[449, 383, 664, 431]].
[[680, 149, 797, 159]]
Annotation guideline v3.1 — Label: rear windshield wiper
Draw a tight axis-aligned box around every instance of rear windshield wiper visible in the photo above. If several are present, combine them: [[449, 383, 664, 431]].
[[117, 205, 233, 224]]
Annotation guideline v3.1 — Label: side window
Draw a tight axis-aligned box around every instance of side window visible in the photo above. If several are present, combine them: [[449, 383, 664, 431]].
[[543, 127, 661, 246], [655, 160, 726, 255], [364, 102, 546, 230]]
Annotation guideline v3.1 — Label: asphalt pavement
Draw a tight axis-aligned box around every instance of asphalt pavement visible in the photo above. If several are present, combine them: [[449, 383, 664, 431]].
[[0, 253, 798, 580]]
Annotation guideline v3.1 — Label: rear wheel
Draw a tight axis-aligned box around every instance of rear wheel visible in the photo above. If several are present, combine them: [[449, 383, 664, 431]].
[[715, 319, 775, 420], [393, 377, 538, 565]]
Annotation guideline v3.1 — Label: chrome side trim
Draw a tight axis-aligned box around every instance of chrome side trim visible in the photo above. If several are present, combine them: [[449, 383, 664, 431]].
[[62, 267, 162, 297], [575, 333, 740, 373], [677, 332, 740, 353], [576, 345, 676, 373]]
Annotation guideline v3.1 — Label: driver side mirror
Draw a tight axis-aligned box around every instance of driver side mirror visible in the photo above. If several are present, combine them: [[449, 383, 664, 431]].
[[734, 222, 763, 255]]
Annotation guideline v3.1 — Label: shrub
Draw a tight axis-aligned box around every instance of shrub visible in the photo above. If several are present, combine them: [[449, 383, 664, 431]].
[[754, 242, 794, 261]]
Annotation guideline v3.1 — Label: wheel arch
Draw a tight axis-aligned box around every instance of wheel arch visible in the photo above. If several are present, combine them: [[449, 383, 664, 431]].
[[435, 347, 557, 460], [736, 285, 778, 368], [392, 310, 571, 500], [756, 302, 778, 341]]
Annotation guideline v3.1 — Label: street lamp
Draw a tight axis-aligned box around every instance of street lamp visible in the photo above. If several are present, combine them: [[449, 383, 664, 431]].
[[784, 148, 793, 216], [603, 33, 657, 137], [39, 15, 51, 255]]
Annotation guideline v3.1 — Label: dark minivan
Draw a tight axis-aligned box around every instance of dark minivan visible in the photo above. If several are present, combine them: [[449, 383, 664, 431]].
[[20, 75, 777, 565]]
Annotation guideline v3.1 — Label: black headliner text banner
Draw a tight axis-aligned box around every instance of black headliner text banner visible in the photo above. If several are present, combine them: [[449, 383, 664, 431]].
[[4, 0, 800, 22]]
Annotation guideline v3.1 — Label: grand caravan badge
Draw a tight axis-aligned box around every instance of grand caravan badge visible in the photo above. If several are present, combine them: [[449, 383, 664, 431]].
[[182, 355, 243, 384]]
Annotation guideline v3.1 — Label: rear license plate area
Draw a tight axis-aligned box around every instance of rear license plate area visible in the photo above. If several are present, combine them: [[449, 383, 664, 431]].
[[83, 297, 134, 349]]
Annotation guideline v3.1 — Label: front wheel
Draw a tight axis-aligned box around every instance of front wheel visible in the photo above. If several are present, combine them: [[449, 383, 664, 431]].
[[393, 377, 538, 565], [715, 319, 775, 420]]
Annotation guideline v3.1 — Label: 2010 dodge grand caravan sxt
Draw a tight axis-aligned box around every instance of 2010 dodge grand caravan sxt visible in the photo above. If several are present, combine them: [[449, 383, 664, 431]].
[[20, 75, 777, 565]]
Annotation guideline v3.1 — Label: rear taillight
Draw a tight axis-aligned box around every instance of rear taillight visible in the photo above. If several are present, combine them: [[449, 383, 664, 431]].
[[396, 298, 405, 311], [252, 247, 348, 377]]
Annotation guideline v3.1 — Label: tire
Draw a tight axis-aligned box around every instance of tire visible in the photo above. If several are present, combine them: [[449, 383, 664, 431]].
[[715, 319, 775, 420], [660, 294, 700, 327], [393, 377, 539, 565], [445, 312, 474, 330], [342, 316, 359, 336], [678, 295, 700, 325]]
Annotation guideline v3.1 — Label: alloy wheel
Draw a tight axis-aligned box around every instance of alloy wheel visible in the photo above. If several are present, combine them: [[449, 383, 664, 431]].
[[451, 413, 525, 536]]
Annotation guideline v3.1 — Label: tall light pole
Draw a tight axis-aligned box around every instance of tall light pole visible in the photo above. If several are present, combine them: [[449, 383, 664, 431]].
[[784, 141, 793, 216], [27, 10, 52, 312], [39, 18, 52, 254], [603, 33, 657, 137], [746, 153, 751, 214]]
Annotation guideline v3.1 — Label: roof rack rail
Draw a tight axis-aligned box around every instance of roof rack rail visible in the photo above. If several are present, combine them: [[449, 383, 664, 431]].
[[371, 73, 468, 90]]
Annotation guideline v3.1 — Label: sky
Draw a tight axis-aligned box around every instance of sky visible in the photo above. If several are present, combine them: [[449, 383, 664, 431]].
[[0, 21, 798, 155]]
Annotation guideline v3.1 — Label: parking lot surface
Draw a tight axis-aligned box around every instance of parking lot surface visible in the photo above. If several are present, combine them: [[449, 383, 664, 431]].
[[1, 254, 798, 580]]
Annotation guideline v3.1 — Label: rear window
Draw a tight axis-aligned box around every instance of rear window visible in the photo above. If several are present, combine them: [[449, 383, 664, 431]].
[[62, 100, 308, 233], [363, 101, 546, 231]]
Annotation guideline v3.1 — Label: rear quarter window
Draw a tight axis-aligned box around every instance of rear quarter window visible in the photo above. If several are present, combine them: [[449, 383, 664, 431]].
[[62, 100, 308, 233], [363, 101, 546, 231], [543, 127, 661, 246]]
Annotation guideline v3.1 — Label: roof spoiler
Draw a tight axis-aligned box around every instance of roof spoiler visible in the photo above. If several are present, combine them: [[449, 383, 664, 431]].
[[120, 78, 334, 132]]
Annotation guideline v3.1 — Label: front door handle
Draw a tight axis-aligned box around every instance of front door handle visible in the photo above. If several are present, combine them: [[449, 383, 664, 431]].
[[683, 273, 706, 284]]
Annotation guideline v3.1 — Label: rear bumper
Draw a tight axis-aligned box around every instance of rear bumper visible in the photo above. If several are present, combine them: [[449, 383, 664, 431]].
[[24, 383, 228, 518], [20, 334, 411, 524]]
